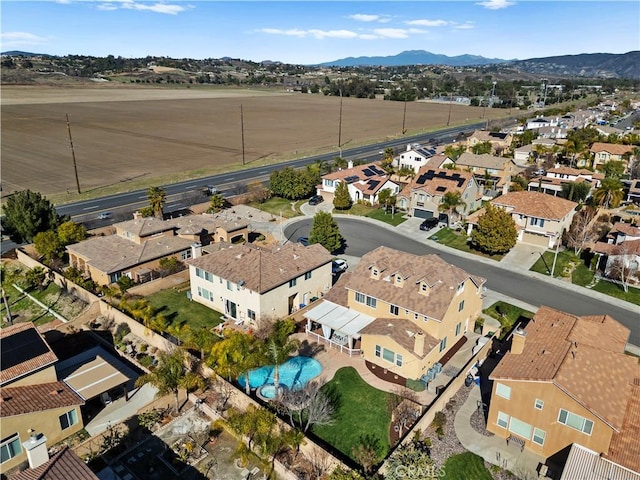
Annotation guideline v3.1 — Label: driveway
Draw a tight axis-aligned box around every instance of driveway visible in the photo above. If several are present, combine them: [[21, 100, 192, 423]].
[[500, 243, 548, 271]]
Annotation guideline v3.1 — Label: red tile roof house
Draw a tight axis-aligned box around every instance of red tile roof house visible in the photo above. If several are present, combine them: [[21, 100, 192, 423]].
[[486, 306, 640, 475], [527, 165, 603, 198], [396, 166, 482, 225], [590, 142, 635, 171], [317, 162, 401, 206], [466, 191, 577, 248]]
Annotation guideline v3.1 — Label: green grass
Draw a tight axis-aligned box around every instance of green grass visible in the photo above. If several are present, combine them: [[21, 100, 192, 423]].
[[146, 285, 224, 339], [429, 228, 504, 261], [530, 250, 585, 279], [592, 281, 640, 305], [0, 282, 64, 326], [441, 452, 494, 480], [364, 207, 407, 227], [248, 197, 302, 218], [483, 301, 534, 339], [312, 367, 392, 462]]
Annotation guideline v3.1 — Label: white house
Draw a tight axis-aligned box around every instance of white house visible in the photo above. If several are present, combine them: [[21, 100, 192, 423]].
[[318, 162, 401, 206]]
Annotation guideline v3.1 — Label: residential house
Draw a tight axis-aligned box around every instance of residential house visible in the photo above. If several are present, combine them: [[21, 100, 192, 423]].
[[559, 444, 640, 480], [590, 142, 634, 170], [593, 238, 640, 287], [452, 152, 519, 193], [9, 445, 99, 480], [466, 191, 577, 248], [318, 162, 400, 206], [535, 125, 568, 140], [396, 167, 481, 223], [186, 242, 333, 326], [393, 144, 439, 174], [625, 179, 640, 204], [527, 165, 603, 198], [465, 130, 514, 155], [604, 222, 640, 245], [525, 117, 559, 130], [513, 144, 536, 167], [304, 246, 486, 382], [486, 306, 639, 474], [67, 213, 248, 286]]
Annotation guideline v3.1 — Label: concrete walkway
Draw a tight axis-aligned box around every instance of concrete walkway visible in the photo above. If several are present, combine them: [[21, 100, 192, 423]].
[[454, 386, 545, 480]]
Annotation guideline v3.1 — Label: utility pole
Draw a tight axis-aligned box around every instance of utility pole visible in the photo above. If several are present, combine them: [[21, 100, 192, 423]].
[[240, 104, 246, 166], [402, 94, 407, 134], [66, 113, 81, 194], [337, 88, 343, 158], [447, 93, 453, 126], [490, 81, 497, 107], [542, 78, 548, 108]]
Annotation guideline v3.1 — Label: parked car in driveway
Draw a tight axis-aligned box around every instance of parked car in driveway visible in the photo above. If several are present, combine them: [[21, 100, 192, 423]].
[[297, 237, 309, 246], [309, 195, 324, 206], [419, 217, 439, 231], [332, 259, 348, 275]]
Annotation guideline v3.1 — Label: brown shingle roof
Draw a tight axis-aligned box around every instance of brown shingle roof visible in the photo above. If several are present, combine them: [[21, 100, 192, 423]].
[[491, 191, 577, 220], [456, 152, 511, 171], [0, 323, 58, 386], [339, 246, 485, 321], [490, 306, 635, 431], [115, 216, 173, 237], [606, 380, 640, 473], [609, 222, 640, 238], [10, 446, 99, 480], [360, 318, 439, 358], [186, 242, 332, 294], [0, 381, 84, 417], [590, 142, 634, 155]]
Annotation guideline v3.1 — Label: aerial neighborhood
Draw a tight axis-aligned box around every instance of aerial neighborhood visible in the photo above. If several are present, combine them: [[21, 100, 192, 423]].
[[1, 52, 640, 480]]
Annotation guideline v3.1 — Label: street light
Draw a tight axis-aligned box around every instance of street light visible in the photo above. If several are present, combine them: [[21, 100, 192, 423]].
[[337, 88, 343, 158], [490, 81, 497, 108]]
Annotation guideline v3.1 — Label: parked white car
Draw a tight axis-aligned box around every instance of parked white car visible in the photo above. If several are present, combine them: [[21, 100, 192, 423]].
[[332, 259, 348, 275]]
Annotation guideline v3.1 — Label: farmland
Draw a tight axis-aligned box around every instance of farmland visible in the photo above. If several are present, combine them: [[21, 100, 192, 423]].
[[1, 85, 508, 201]]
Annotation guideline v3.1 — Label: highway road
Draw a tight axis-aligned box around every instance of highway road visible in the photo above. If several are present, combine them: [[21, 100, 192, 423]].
[[284, 217, 640, 346]]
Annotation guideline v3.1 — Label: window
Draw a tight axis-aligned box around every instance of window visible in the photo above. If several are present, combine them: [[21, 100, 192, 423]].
[[458, 300, 465, 312], [196, 268, 204, 278], [414, 313, 419, 321], [421, 283, 428, 292], [558, 409, 594, 435], [366, 296, 377, 308], [455, 322, 462, 336], [247, 309, 256, 321], [197, 287, 213, 301], [395, 275, 402, 284], [534, 399, 544, 410], [396, 354, 403, 367], [355, 292, 365, 304], [457, 281, 464, 293], [382, 348, 395, 363], [289, 278, 297, 287], [181, 250, 192, 260], [304, 271, 312, 280], [497, 412, 509, 429], [375, 345, 381, 357], [204, 271, 213, 282], [390, 305, 399, 316], [533, 428, 546, 446], [0, 434, 21, 464], [439, 337, 447, 352], [508, 417, 532, 439], [530, 217, 545, 227], [59, 409, 78, 430], [226, 280, 233, 291], [496, 383, 511, 400], [372, 269, 379, 276]]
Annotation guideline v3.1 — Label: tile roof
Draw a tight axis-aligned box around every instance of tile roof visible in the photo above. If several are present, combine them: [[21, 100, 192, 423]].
[[67, 233, 193, 274], [187, 242, 333, 294], [547, 166, 604, 179], [322, 163, 388, 181], [606, 379, 640, 474], [590, 142, 634, 155], [360, 318, 439, 358], [491, 191, 577, 220], [9, 446, 99, 480], [114, 216, 174, 237], [456, 152, 512, 171], [609, 222, 640, 238], [0, 323, 58, 386], [338, 246, 485, 321], [400, 167, 474, 198], [490, 306, 635, 431], [115, 213, 249, 238], [0, 381, 84, 417], [469, 130, 510, 142], [594, 239, 640, 256]]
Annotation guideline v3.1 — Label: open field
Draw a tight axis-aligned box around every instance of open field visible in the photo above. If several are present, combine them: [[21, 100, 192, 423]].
[[1, 85, 509, 201]]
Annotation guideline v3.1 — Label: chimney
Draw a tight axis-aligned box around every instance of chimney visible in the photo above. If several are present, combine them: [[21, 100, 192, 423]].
[[191, 243, 202, 258], [511, 327, 526, 355], [347, 160, 354, 169], [133, 210, 143, 220], [22, 431, 49, 469], [406, 144, 411, 152], [414, 330, 425, 357]]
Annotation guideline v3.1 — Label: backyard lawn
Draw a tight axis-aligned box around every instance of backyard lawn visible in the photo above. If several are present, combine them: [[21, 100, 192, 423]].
[[312, 367, 392, 462], [146, 285, 224, 340], [441, 452, 494, 480], [428, 228, 504, 261], [248, 197, 302, 218], [335, 204, 407, 226], [483, 301, 534, 340]]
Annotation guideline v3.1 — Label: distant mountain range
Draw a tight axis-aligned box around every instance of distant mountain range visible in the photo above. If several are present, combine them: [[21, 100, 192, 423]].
[[318, 50, 640, 79]]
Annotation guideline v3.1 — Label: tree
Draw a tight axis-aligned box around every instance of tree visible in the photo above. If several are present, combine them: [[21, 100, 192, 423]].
[[444, 144, 466, 161], [327, 466, 364, 480], [147, 186, 166, 219], [599, 160, 626, 179], [385, 443, 436, 480], [246, 180, 271, 203], [471, 141, 493, 155], [561, 181, 591, 203], [158, 256, 183, 276], [24, 266, 47, 292], [397, 166, 415, 181], [438, 190, 466, 225], [333, 156, 347, 170], [207, 193, 226, 213], [565, 207, 597, 256], [134, 349, 205, 412], [3, 190, 62, 243], [471, 203, 518, 255], [303, 387, 335, 432], [378, 188, 396, 212], [592, 177, 624, 208], [266, 337, 298, 396], [309, 211, 342, 253], [351, 434, 382, 475], [269, 167, 315, 200], [56, 221, 87, 246], [333, 181, 352, 210], [510, 175, 528, 192], [208, 331, 264, 393], [606, 244, 636, 293], [33, 230, 63, 262]]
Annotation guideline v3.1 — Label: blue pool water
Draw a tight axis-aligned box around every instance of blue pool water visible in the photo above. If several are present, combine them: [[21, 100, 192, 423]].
[[237, 356, 323, 390]]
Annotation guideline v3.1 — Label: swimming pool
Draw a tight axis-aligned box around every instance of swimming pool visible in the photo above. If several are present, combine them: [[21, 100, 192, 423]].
[[237, 356, 323, 390]]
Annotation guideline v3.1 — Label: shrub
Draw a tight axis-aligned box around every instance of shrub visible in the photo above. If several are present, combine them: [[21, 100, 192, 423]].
[[432, 411, 447, 430], [114, 322, 131, 344], [406, 378, 426, 392]]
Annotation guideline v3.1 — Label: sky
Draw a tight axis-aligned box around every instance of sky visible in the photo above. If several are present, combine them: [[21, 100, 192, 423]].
[[1, 1, 639, 65]]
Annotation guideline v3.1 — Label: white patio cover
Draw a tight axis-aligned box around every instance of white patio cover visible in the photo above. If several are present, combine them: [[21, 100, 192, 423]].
[[305, 301, 375, 339]]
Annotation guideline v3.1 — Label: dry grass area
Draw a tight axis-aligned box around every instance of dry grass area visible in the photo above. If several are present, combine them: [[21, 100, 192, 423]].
[[1, 85, 508, 200]]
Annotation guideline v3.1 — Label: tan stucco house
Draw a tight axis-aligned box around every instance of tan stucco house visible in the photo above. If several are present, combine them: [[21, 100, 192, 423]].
[[67, 213, 248, 286], [487, 306, 639, 474], [466, 130, 514, 155], [590, 142, 634, 170], [527, 165, 603, 198], [466, 191, 577, 248], [186, 242, 333, 326], [451, 152, 519, 191], [305, 246, 486, 383]]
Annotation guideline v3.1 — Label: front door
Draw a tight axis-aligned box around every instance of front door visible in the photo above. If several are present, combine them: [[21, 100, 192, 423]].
[[225, 300, 237, 319]]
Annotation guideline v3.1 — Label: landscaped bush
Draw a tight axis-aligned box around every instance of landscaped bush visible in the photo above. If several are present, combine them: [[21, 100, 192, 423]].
[[405, 378, 426, 392], [114, 322, 131, 345], [431, 411, 447, 430]]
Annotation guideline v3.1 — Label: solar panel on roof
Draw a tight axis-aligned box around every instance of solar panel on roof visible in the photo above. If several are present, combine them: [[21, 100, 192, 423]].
[[1, 328, 51, 372], [368, 180, 380, 189], [344, 175, 359, 183], [436, 186, 447, 192], [370, 166, 386, 175], [362, 168, 375, 177]]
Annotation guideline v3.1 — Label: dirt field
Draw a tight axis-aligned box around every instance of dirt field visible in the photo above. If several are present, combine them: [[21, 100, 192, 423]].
[[1, 85, 508, 200]]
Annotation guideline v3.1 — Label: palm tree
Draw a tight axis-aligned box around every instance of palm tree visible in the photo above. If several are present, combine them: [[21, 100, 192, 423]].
[[134, 349, 205, 412], [592, 177, 624, 209], [438, 190, 466, 225], [266, 337, 299, 397], [147, 186, 166, 219]]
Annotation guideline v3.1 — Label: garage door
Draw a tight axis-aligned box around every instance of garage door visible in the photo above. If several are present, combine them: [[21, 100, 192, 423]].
[[413, 208, 434, 219], [522, 232, 549, 247]]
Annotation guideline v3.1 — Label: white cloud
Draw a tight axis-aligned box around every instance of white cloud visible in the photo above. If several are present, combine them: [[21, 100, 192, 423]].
[[259, 28, 360, 40], [93, 1, 189, 15], [372, 28, 410, 39], [405, 19, 450, 27], [349, 14, 380, 22], [476, 0, 515, 10], [0, 32, 52, 48], [453, 22, 475, 30], [96, 3, 119, 11]]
